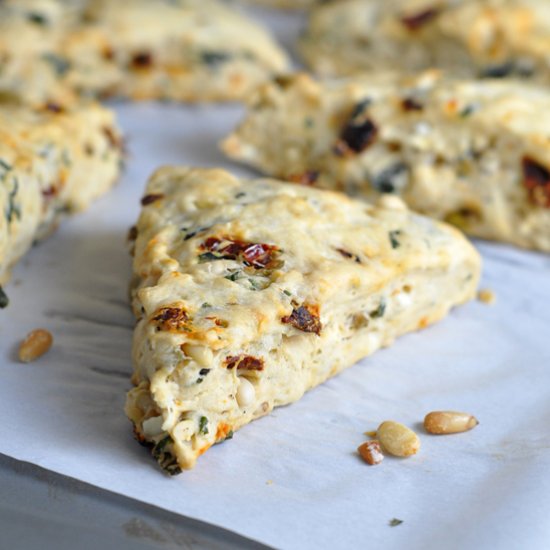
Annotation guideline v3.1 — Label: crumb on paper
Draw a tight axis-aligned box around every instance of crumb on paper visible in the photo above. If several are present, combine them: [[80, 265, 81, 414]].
[[357, 441, 384, 465], [389, 518, 403, 527], [478, 288, 496, 305], [364, 430, 377, 438], [266, 480, 273, 485]]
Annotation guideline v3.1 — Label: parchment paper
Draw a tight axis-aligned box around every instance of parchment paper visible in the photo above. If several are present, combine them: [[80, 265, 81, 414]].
[[1, 6, 550, 550]]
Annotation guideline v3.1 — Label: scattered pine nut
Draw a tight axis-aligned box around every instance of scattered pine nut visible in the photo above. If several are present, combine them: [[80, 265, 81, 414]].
[[424, 411, 479, 435], [377, 421, 420, 457], [478, 288, 496, 305], [18, 329, 53, 363], [364, 430, 378, 438], [358, 440, 384, 465]]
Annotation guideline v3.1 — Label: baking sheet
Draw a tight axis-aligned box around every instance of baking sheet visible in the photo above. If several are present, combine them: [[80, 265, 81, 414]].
[[1, 7, 550, 550]]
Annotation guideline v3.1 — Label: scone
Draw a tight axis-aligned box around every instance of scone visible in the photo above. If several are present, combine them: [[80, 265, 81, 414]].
[[125, 166, 480, 472], [299, 0, 550, 82], [222, 72, 550, 252], [0, 0, 289, 105], [0, 98, 123, 302]]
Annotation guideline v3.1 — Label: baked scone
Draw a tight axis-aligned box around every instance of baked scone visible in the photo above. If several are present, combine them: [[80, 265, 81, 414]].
[[0, 98, 123, 301], [125, 166, 480, 471], [0, 0, 289, 105], [222, 72, 550, 252], [299, 0, 550, 82]]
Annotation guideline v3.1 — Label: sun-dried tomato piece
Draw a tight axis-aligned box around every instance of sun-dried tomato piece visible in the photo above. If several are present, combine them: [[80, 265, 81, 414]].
[[42, 185, 59, 198], [288, 171, 320, 186], [336, 248, 361, 263], [522, 157, 550, 208], [131, 51, 153, 68], [141, 193, 164, 206], [199, 237, 280, 269], [224, 355, 265, 371], [282, 304, 322, 335], [127, 225, 138, 242], [401, 97, 424, 112], [102, 126, 125, 152], [43, 102, 64, 113], [152, 307, 189, 331], [401, 7, 440, 31], [335, 101, 378, 155]]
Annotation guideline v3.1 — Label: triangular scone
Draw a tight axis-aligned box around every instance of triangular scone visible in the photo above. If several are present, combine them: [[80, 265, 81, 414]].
[[126, 167, 480, 472], [0, 99, 123, 295], [299, 0, 550, 82], [0, 0, 288, 105], [222, 72, 550, 252]]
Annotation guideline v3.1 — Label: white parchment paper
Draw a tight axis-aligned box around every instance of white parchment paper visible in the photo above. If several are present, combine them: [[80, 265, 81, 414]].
[[1, 7, 550, 550]]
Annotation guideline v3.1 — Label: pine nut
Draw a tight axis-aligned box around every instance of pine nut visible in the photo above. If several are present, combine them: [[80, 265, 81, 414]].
[[377, 421, 420, 457], [141, 416, 164, 438], [181, 343, 213, 367], [377, 194, 407, 211], [424, 411, 479, 435], [358, 440, 384, 465], [236, 377, 255, 408], [18, 329, 53, 363]]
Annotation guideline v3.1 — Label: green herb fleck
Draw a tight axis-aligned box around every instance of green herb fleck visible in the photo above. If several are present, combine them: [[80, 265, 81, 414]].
[[389, 518, 403, 527], [153, 435, 171, 455], [6, 179, 21, 224], [198, 252, 221, 263], [248, 278, 265, 291], [235, 192, 246, 199], [0, 286, 8, 309], [224, 270, 241, 282], [459, 104, 476, 118], [28, 12, 48, 25], [370, 298, 386, 319], [201, 51, 231, 66], [0, 159, 12, 172], [199, 416, 209, 435], [42, 53, 71, 76], [201, 302, 212, 308], [304, 117, 314, 128], [152, 436, 181, 476], [389, 230, 401, 249], [283, 290, 292, 296], [224, 430, 234, 441], [196, 378, 204, 384]]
